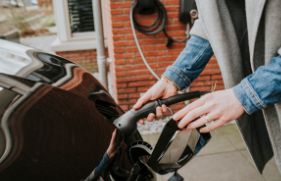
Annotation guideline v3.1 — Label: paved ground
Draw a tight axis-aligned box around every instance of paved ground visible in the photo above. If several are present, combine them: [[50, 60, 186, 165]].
[[141, 124, 281, 181]]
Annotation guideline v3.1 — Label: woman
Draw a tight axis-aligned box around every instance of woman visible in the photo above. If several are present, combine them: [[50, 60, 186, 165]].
[[134, 0, 281, 173]]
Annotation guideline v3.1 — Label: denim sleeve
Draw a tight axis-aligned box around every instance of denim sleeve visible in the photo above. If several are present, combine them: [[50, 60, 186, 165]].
[[233, 55, 281, 114], [163, 35, 214, 90]]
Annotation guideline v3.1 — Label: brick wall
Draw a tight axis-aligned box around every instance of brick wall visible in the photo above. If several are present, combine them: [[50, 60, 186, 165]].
[[191, 57, 224, 91], [38, 0, 52, 7], [56, 50, 98, 73], [105, 0, 224, 111], [54, 0, 224, 111]]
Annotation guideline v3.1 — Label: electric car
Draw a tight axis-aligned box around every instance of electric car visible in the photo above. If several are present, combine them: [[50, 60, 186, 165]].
[[0, 39, 151, 180], [0, 40, 210, 181]]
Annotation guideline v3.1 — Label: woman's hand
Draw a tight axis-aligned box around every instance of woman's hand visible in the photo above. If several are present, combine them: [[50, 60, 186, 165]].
[[106, 130, 117, 158], [133, 77, 178, 123], [173, 89, 245, 133]]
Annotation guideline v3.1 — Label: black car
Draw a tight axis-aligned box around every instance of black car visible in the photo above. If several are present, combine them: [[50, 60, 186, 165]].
[[0, 40, 211, 181], [0, 39, 148, 180]]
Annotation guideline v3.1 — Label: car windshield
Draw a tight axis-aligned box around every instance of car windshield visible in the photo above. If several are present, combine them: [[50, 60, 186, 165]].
[[0, 48, 32, 75]]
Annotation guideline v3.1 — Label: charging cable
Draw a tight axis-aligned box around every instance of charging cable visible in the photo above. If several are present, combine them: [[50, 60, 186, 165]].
[[130, 5, 161, 80]]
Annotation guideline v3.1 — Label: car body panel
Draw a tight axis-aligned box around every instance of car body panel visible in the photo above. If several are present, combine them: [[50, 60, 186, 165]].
[[0, 40, 138, 180]]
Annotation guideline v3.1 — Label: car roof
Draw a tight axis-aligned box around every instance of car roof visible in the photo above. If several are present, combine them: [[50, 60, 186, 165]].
[[0, 39, 42, 76]]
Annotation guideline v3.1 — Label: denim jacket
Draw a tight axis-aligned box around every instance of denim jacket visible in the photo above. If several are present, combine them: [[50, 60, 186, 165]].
[[164, 35, 281, 114]]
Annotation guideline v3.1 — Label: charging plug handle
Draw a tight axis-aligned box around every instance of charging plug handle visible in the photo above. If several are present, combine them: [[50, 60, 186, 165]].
[[114, 91, 208, 136]]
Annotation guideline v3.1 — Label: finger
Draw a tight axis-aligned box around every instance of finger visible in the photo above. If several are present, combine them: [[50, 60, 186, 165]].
[[133, 93, 151, 110], [177, 104, 210, 129], [187, 112, 217, 129], [138, 119, 144, 125], [147, 113, 155, 121], [200, 120, 225, 133], [107, 129, 117, 157], [173, 98, 205, 121], [161, 104, 167, 113], [112, 129, 117, 138], [186, 116, 208, 130], [110, 129, 117, 145], [156, 106, 163, 118]]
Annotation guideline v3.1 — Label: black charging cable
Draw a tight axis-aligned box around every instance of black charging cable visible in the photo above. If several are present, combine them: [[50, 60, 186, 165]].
[[131, 0, 187, 48]]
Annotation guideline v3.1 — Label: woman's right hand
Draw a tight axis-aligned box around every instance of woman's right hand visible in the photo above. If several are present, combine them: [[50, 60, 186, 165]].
[[133, 77, 178, 123]]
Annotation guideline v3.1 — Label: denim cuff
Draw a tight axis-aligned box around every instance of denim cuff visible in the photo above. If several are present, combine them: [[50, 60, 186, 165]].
[[233, 78, 266, 114], [95, 153, 110, 176], [163, 65, 191, 90]]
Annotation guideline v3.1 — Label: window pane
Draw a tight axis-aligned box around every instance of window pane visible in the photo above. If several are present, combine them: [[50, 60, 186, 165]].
[[68, 0, 95, 33]]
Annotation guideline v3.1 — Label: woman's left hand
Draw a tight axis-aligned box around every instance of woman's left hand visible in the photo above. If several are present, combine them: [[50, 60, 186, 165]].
[[173, 89, 245, 133]]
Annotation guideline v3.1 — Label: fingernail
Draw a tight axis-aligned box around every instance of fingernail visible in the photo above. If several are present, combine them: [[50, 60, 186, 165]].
[[178, 122, 183, 129], [133, 104, 139, 109], [172, 115, 178, 121]]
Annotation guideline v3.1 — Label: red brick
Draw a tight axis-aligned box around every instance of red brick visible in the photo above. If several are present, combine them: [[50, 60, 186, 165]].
[[128, 81, 155, 87], [117, 83, 127, 88], [129, 93, 141, 98], [118, 88, 136, 93], [120, 105, 129, 110], [118, 94, 128, 99], [137, 87, 149, 92], [212, 75, 223, 80]]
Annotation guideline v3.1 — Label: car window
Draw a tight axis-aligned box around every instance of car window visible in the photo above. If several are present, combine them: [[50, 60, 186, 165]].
[[28, 52, 69, 83]]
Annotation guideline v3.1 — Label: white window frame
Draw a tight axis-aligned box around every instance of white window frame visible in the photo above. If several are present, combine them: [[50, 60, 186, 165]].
[[51, 0, 106, 51]]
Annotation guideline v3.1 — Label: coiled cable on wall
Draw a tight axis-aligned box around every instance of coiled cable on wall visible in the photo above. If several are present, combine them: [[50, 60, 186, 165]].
[[131, 0, 187, 48], [130, 0, 189, 80], [130, 0, 160, 80]]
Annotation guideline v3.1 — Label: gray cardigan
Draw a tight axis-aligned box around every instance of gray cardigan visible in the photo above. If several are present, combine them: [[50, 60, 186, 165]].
[[190, 0, 281, 173]]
